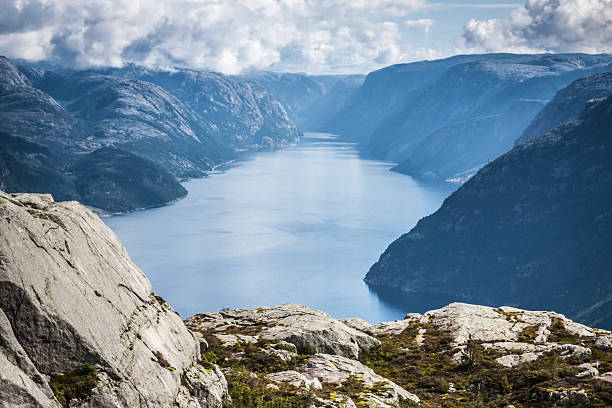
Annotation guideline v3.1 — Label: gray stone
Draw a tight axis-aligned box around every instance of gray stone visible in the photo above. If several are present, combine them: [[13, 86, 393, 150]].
[[576, 362, 599, 378], [186, 304, 380, 359], [548, 389, 589, 406], [300, 354, 420, 406], [555, 344, 592, 360], [495, 353, 540, 368], [421, 303, 597, 345], [0, 191, 229, 407], [595, 336, 612, 350], [265, 370, 322, 390]]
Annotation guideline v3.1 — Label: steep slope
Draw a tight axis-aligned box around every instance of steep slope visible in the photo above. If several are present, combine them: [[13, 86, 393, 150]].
[[0, 191, 229, 407], [0, 58, 197, 213], [239, 72, 364, 130], [91, 66, 302, 150], [517, 71, 612, 144], [70, 147, 188, 214], [0, 132, 77, 202], [0, 132, 189, 214], [64, 77, 231, 177], [365, 95, 612, 329], [330, 53, 612, 182], [0, 57, 73, 146]]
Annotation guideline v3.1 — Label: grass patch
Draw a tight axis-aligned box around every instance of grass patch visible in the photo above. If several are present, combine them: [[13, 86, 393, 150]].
[[357, 323, 612, 407], [50, 363, 98, 407], [225, 368, 315, 408], [153, 350, 175, 371]]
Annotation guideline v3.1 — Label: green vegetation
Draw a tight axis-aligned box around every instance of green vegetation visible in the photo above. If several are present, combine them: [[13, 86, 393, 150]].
[[359, 322, 612, 407], [153, 350, 175, 371], [50, 363, 98, 407], [225, 368, 315, 408], [189, 320, 612, 407]]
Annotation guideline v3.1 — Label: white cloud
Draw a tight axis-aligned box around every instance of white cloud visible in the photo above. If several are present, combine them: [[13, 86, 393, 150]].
[[405, 19, 435, 34], [0, 0, 431, 74], [459, 0, 612, 54]]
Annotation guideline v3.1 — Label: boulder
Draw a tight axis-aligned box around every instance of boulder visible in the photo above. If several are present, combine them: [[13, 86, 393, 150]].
[[421, 303, 597, 345], [265, 370, 322, 390], [595, 336, 612, 350], [300, 354, 420, 406], [186, 304, 380, 359], [495, 353, 540, 368], [0, 191, 228, 407], [576, 362, 599, 379]]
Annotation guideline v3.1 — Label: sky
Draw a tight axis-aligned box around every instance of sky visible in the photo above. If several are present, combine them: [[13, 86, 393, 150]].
[[0, 0, 611, 75]]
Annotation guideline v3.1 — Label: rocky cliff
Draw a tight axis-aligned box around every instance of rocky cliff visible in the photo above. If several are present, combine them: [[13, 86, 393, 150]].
[[516, 71, 612, 145], [0, 191, 228, 407], [330, 53, 612, 182], [365, 93, 612, 330]]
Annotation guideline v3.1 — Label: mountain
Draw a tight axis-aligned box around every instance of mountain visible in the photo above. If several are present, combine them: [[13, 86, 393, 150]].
[[0, 56, 304, 212], [62, 76, 231, 177], [365, 94, 612, 329], [238, 72, 364, 131], [330, 53, 612, 182], [2, 196, 611, 407], [0, 57, 73, 146], [0, 131, 188, 214], [0, 132, 77, 201], [70, 147, 188, 214], [516, 71, 612, 145], [90, 66, 302, 150]]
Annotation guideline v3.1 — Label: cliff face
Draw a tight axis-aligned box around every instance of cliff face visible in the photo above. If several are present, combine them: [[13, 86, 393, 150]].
[[92, 66, 302, 151], [516, 71, 612, 145], [63, 77, 231, 178], [0, 191, 229, 407], [329, 53, 612, 182], [238, 72, 364, 130], [365, 95, 612, 329]]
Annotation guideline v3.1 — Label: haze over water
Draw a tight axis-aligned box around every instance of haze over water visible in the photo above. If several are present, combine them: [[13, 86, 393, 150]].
[[105, 133, 455, 323]]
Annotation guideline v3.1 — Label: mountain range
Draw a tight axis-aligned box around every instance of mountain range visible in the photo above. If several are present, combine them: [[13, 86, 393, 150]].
[[0, 57, 308, 213], [329, 53, 612, 182]]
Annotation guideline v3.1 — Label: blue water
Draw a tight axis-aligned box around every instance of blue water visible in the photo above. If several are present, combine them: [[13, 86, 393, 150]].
[[104, 133, 455, 323]]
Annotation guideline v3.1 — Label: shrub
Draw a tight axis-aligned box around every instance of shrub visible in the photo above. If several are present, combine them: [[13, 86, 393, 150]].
[[50, 363, 98, 407]]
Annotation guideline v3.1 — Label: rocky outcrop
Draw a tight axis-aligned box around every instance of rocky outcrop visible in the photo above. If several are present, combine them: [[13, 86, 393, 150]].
[[185, 304, 380, 359], [0, 191, 229, 407], [300, 354, 419, 407], [366, 94, 612, 329]]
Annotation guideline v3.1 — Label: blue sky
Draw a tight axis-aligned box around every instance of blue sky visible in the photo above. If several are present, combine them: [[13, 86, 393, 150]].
[[0, 0, 610, 74], [400, 1, 524, 57]]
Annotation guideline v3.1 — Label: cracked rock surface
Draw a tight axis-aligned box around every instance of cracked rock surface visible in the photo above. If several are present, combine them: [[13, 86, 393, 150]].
[[0, 191, 229, 407], [186, 304, 380, 359]]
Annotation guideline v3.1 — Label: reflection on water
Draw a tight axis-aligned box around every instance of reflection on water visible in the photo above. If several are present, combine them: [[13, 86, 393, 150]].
[[105, 133, 455, 323], [367, 285, 465, 316]]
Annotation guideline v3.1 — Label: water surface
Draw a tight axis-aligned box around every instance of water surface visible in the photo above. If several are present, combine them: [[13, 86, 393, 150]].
[[105, 133, 455, 322]]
